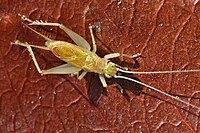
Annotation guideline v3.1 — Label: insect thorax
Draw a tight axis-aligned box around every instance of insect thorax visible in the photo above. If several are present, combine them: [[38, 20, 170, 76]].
[[105, 62, 118, 78]]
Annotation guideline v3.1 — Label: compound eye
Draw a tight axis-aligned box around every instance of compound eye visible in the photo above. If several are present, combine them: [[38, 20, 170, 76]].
[[112, 64, 115, 68]]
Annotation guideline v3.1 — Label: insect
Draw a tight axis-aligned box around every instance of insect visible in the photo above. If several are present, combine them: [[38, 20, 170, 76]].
[[12, 15, 200, 111]]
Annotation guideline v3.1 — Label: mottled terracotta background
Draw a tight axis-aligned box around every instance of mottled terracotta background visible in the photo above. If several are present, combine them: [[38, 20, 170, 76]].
[[0, 0, 200, 132]]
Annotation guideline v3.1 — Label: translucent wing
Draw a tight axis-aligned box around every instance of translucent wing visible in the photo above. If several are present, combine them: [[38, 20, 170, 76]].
[[60, 25, 91, 50], [42, 63, 81, 74]]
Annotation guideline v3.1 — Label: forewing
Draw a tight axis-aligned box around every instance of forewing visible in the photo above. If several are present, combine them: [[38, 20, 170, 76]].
[[42, 63, 81, 74], [62, 26, 91, 50]]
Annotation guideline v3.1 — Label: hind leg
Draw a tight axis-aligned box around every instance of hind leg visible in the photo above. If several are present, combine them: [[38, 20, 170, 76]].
[[20, 15, 91, 51], [11, 40, 49, 50], [12, 40, 81, 75]]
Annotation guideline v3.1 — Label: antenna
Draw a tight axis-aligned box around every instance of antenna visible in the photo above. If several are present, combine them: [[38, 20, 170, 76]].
[[114, 75, 200, 110], [117, 68, 200, 74]]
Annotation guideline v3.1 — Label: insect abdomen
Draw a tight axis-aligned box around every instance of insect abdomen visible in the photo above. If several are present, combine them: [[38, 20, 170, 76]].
[[48, 41, 107, 74]]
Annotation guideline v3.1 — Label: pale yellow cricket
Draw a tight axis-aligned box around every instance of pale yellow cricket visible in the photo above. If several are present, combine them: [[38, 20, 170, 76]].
[[12, 15, 200, 111]]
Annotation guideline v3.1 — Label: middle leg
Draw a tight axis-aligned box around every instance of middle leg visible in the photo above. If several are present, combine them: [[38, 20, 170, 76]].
[[11, 40, 50, 51], [89, 25, 97, 53]]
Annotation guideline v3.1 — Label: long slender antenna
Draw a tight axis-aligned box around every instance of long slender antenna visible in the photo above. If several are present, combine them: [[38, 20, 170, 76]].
[[117, 68, 200, 74], [114, 75, 200, 111]]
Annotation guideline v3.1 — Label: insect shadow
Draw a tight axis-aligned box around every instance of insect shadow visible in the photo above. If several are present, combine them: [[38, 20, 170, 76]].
[[86, 70, 144, 105]]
